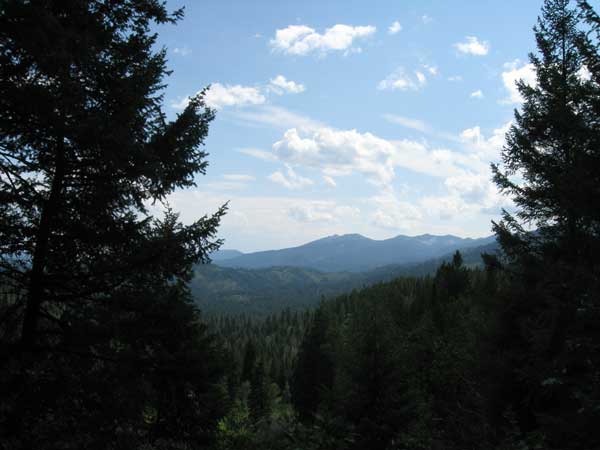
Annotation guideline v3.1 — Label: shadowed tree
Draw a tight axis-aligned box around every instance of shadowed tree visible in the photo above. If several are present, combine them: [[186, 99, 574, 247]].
[[0, 1, 227, 448], [491, 0, 600, 447]]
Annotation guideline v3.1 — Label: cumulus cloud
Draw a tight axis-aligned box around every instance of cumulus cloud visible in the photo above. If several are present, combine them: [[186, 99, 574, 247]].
[[270, 24, 376, 56], [171, 83, 266, 110], [444, 172, 512, 214], [470, 89, 484, 99], [371, 189, 423, 230], [454, 36, 490, 56], [378, 67, 427, 91], [268, 75, 306, 94], [501, 60, 537, 103], [420, 195, 468, 220], [459, 121, 511, 160], [205, 83, 266, 109], [271, 126, 483, 188], [268, 165, 314, 189], [448, 75, 463, 82], [388, 21, 402, 35], [422, 15, 433, 24]]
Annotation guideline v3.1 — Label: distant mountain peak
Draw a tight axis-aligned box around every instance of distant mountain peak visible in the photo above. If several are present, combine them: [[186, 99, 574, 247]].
[[215, 232, 495, 272]]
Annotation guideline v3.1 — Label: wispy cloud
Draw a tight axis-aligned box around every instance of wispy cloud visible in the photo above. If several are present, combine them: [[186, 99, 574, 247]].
[[470, 89, 484, 99], [382, 114, 430, 133], [172, 46, 191, 56]]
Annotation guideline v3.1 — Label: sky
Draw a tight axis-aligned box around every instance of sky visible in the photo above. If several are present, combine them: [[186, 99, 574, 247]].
[[152, 0, 544, 252]]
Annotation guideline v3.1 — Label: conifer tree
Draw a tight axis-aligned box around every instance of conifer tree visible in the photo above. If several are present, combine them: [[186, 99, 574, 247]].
[[0, 1, 227, 448], [491, 0, 600, 447]]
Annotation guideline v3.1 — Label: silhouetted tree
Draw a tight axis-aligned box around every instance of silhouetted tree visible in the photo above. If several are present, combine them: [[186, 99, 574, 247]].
[[491, 0, 600, 447], [0, 1, 227, 448]]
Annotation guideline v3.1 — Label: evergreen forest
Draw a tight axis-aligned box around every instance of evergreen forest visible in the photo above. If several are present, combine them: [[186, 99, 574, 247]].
[[1, 1, 599, 449]]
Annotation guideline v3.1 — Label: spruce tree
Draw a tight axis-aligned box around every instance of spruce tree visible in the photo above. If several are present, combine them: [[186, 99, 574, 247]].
[[0, 1, 227, 448], [491, 1, 600, 447]]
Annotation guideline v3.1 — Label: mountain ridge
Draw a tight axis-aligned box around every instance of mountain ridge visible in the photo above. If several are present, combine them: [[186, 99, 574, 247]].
[[214, 233, 495, 272], [192, 239, 500, 316]]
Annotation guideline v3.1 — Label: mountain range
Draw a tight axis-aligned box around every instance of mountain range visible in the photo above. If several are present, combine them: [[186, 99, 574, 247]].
[[211, 233, 496, 273], [196, 235, 500, 315]]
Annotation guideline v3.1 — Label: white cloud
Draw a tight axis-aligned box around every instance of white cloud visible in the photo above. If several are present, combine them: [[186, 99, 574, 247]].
[[323, 175, 337, 187], [238, 147, 279, 162], [454, 36, 490, 56], [470, 89, 484, 99], [371, 189, 423, 230], [231, 105, 323, 132], [272, 126, 482, 188], [172, 83, 266, 110], [448, 75, 463, 82], [422, 15, 433, 24], [205, 83, 266, 109], [423, 64, 438, 76], [383, 114, 429, 132], [459, 121, 511, 160], [378, 67, 427, 91], [501, 60, 536, 103], [445, 173, 492, 203], [268, 75, 306, 94], [441, 172, 513, 215], [388, 21, 402, 35], [268, 165, 314, 189], [288, 202, 359, 223], [420, 195, 468, 220], [270, 24, 376, 56], [172, 46, 191, 56]]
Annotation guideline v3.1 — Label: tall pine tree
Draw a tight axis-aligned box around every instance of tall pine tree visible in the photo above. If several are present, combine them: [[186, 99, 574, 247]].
[[491, 1, 600, 447], [0, 1, 227, 448]]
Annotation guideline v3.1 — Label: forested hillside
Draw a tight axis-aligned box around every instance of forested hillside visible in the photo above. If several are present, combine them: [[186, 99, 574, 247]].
[[192, 240, 498, 315]]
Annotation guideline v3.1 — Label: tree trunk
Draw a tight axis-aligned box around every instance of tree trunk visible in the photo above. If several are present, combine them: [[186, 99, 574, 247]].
[[20, 137, 66, 350]]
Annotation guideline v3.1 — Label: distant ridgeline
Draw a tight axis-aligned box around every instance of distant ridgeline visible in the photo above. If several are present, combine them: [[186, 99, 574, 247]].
[[191, 234, 499, 316], [210, 233, 495, 272]]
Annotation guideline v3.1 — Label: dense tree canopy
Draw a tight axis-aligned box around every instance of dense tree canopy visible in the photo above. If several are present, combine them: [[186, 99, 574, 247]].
[[0, 1, 226, 449]]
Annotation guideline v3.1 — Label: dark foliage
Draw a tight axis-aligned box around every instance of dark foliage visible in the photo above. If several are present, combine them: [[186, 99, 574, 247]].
[[0, 1, 227, 449]]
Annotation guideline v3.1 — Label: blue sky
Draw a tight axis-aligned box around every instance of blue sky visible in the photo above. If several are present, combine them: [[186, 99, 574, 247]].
[[153, 0, 543, 252]]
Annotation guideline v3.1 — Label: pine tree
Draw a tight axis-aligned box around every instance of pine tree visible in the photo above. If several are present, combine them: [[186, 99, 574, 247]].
[[491, 1, 600, 447], [0, 1, 227, 448], [242, 339, 257, 383], [291, 306, 334, 422]]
